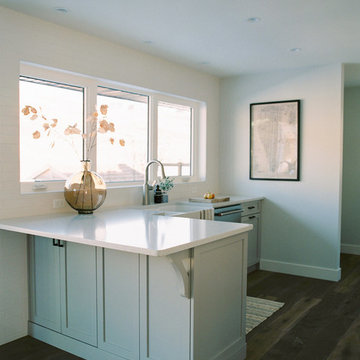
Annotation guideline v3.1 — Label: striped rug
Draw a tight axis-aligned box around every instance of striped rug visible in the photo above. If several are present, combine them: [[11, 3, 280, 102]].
[[246, 296, 284, 334]]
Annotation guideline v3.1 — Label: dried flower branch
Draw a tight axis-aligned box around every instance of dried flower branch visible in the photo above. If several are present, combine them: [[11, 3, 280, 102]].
[[64, 124, 81, 135], [21, 103, 126, 161], [22, 105, 62, 146], [83, 105, 125, 159]]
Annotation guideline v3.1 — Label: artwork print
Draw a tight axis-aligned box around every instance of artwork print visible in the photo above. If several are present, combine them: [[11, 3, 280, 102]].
[[250, 100, 300, 181]]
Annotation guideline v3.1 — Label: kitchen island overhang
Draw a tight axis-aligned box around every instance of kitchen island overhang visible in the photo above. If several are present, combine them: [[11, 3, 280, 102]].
[[0, 208, 252, 256], [0, 208, 252, 360]]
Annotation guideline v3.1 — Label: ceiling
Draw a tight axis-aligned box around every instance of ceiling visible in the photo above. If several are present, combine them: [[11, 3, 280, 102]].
[[1, 0, 360, 78]]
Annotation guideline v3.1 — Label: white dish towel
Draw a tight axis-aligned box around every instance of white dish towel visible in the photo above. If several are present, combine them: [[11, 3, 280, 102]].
[[200, 208, 214, 220]]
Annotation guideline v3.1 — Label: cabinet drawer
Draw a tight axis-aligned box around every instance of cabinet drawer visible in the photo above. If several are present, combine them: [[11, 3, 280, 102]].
[[241, 201, 259, 216]]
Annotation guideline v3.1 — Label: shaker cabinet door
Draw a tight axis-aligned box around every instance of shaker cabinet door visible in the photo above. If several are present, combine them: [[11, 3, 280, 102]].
[[29, 236, 61, 332], [60, 241, 98, 346], [29, 236, 98, 346], [97, 248, 140, 359]]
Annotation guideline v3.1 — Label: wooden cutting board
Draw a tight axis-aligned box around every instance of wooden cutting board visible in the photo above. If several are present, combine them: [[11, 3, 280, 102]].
[[189, 196, 230, 203]]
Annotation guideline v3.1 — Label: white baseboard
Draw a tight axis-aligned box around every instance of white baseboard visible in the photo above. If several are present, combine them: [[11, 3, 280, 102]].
[[341, 243, 360, 255], [260, 258, 341, 282]]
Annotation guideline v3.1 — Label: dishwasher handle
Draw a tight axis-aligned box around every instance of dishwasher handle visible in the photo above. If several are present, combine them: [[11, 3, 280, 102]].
[[215, 209, 244, 217]]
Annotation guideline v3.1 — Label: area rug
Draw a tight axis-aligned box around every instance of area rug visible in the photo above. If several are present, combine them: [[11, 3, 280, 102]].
[[246, 296, 284, 334]]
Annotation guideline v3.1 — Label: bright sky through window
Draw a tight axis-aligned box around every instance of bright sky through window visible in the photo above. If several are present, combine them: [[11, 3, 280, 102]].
[[19, 67, 202, 190], [19, 77, 83, 182]]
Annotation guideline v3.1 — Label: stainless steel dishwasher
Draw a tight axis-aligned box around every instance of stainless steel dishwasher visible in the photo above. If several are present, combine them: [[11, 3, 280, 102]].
[[214, 202, 260, 271], [213, 204, 243, 223]]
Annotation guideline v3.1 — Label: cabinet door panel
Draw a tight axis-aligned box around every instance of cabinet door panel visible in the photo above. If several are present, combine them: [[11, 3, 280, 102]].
[[60, 241, 97, 346], [97, 249, 140, 360], [29, 236, 61, 332], [242, 214, 260, 266]]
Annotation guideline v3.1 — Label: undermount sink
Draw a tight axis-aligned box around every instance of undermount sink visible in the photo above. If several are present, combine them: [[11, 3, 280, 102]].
[[151, 211, 177, 217], [150, 203, 204, 213], [140, 202, 208, 219]]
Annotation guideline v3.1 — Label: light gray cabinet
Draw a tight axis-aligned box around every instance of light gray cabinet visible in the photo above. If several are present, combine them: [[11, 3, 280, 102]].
[[29, 233, 248, 360], [192, 236, 247, 360], [29, 236, 61, 332], [29, 236, 97, 346], [241, 201, 261, 268], [97, 248, 192, 360], [242, 213, 260, 267], [60, 241, 97, 345], [142, 251, 191, 360], [97, 248, 140, 359]]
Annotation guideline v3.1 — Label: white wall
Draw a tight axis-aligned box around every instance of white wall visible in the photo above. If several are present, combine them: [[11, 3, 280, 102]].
[[341, 86, 360, 254], [0, 6, 220, 345], [0, 231, 28, 345], [0, 6, 220, 220], [220, 65, 344, 281]]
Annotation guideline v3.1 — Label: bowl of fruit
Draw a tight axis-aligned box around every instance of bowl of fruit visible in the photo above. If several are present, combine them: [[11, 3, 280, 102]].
[[203, 192, 215, 199]]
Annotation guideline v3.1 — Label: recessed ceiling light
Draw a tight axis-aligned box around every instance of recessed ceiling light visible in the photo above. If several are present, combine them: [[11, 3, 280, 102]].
[[290, 47, 302, 53], [247, 17, 261, 23], [54, 7, 69, 14]]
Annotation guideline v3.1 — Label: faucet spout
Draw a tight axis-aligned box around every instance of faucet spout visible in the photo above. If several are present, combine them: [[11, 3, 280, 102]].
[[143, 160, 166, 205]]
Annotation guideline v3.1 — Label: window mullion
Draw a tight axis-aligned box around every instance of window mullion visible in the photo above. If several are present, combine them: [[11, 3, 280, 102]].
[[148, 96, 159, 181], [190, 107, 194, 177]]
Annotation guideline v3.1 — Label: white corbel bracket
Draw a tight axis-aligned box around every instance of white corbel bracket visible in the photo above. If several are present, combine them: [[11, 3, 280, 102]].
[[168, 251, 191, 299]]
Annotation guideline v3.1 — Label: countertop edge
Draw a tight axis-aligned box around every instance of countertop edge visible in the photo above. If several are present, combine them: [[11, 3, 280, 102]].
[[156, 223, 253, 256], [0, 220, 253, 256]]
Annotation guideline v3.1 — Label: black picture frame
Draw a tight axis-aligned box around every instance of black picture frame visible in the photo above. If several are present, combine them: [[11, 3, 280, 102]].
[[250, 100, 300, 181]]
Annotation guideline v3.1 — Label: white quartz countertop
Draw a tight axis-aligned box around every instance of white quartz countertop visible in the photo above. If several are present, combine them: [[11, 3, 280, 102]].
[[0, 208, 252, 256], [181, 195, 265, 208]]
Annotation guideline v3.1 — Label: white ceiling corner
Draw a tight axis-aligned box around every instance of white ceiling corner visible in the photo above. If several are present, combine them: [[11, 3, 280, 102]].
[[1, 0, 360, 83]]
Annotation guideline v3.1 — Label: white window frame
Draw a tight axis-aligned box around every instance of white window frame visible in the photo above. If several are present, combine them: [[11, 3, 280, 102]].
[[19, 63, 206, 194], [150, 94, 198, 179]]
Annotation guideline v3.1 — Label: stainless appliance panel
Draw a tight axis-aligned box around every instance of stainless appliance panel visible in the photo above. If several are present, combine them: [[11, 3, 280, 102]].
[[214, 205, 243, 223]]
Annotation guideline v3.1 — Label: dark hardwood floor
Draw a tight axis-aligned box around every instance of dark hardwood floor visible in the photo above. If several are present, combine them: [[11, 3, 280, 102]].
[[0, 335, 82, 360], [1, 254, 359, 360], [246, 253, 360, 360]]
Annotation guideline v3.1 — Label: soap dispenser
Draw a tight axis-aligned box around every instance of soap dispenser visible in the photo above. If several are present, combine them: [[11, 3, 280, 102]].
[[154, 185, 163, 203]]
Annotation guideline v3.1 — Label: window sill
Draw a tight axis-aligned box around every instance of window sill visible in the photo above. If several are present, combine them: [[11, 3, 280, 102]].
[[20, 176, 205, 195]]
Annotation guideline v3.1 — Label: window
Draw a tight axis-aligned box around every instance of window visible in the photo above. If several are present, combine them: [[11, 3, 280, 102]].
[[96, 87, 148, 182], [19, 64, 205, 193], [19, 76, 84, 182], [157, 101, 192, 176]]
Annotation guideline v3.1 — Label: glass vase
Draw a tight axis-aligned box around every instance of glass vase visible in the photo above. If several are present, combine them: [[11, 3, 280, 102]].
[[64, 160, 107, 214], [162, 192, 169, 203]]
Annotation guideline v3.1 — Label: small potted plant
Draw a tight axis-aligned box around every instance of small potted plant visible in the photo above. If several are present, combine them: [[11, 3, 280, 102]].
[[158, 176, 174, 203]]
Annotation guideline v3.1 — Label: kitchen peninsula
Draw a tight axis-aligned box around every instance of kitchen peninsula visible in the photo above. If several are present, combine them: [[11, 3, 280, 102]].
[[0, 208, 252, 360]]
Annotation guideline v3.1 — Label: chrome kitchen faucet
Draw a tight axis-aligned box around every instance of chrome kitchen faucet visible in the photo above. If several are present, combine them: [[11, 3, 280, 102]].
[[143, 160, 166, 205]]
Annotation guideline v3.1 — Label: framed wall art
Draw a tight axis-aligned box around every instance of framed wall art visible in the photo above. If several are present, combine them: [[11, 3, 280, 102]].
[[250, 100, 300, 181]]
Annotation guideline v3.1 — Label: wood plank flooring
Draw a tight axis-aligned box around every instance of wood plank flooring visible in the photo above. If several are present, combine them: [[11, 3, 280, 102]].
[[0, 335, 82, 359], [246, 254, 360, 360], [0, 254, 359, 359]]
